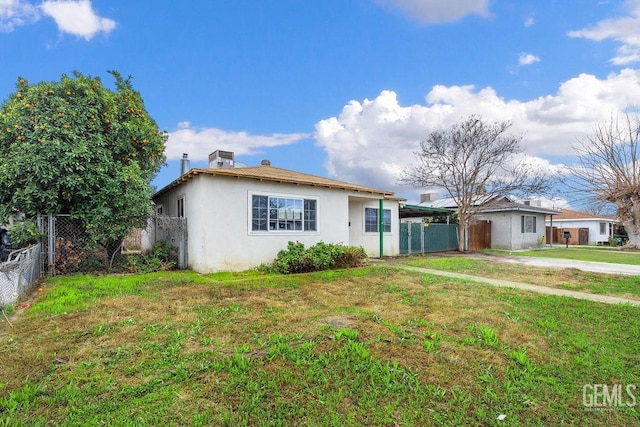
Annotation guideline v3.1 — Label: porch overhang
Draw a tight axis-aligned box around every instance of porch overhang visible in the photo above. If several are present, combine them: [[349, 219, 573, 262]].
[[399, 204, 455, 218]]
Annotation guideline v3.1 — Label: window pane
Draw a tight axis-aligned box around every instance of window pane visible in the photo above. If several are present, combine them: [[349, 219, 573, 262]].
[[365, 208, 378, 232], [304, 199, 317, 231], [252, 196, 314, 232], [522, 215, 536, 233], [252, 195, 268, 231], [383, 209, 391, 232]]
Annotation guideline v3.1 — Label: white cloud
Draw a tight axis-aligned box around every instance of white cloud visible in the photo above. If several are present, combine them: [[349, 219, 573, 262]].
[[0, 0, 40, 32], [524, 16, 535, 27], [166, 123, 310, 161], [40, 0, 115, 40], [314, 69, 640, 194], [518, 52, 540, 66], [568, 0, 640, 64], [375, 0, 490, 24]]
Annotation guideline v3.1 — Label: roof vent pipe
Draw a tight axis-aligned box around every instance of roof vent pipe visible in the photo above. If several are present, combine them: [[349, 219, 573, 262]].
[[180, 153, 190, 176]]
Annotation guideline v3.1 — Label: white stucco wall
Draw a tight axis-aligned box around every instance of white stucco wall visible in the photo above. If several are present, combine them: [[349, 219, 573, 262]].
[[348, 198, 400, 258], [545, 219, 612, 244], [154, 174, 399, 272], [476, 211, 545, 250]]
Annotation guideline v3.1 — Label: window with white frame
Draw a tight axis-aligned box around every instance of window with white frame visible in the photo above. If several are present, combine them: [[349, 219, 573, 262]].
[[521, 215, 536, 233], [251, 194, 317, 232], [365, 207, 391, 233], [599, 222, 606, 235]]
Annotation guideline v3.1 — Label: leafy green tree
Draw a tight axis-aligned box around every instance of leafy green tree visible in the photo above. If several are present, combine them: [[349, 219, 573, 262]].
[[0, 71, 167, 263]]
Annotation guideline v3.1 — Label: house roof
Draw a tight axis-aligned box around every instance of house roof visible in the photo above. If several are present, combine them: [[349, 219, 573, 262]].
[[417, 195, 559, 215], [478, 199, 560, 215], [550, 208, 617, 222], [154, 165, 402, 200], [417, 194, 514, 209]]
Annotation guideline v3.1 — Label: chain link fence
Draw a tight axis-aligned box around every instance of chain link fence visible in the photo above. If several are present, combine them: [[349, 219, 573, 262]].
[[0, 214, 188, 307], [39, 214, 111, 275], [39, 214, 188, 275], [0, 243, 42, 307]]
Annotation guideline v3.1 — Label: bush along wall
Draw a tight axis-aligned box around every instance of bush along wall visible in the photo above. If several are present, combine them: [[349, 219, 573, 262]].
[[268, 241, 367, 274]]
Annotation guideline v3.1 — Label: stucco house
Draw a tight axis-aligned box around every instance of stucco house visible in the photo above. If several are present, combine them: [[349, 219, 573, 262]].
[[545, 208, 617, 245], [472, 198, 560, 250], [416, 194, 559, 250], [151, 151, 402, 273]]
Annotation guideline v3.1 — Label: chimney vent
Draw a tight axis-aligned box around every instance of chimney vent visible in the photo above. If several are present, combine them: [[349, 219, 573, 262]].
[[261, 159, 271, 166], [180, 153, 191, 175]]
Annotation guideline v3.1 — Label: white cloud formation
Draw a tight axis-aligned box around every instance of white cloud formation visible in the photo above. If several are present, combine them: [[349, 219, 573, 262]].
[[0, 0, 39, 31], [568, 0, 640, 64], [518, 52, 540, 66], [166, 124, 311, 161], [40, 0, 115, 40], [374, 0, 490, 24], [314, 69, 640, 194]]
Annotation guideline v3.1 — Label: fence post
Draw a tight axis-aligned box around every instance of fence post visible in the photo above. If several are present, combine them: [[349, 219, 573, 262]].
[[47, 214, 55, 275], [178, 218, 187, 269]]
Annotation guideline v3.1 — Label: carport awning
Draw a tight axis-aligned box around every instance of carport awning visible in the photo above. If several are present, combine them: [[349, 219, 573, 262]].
[[399, 204, 455, 218]]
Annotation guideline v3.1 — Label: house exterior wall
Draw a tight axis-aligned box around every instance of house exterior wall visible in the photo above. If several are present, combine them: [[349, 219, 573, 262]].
[[348, 198, 400, 258], [545, 219, 612, 244], [153, 174, 399, 272], [476, 211, 546, 250]]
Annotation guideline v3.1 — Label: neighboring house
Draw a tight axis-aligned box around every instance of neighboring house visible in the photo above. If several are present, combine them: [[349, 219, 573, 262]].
[[416, 194, 560, 250], [473, 199, 559, 250], [151, 151, 402, 273], [545, 208, 617, 245]]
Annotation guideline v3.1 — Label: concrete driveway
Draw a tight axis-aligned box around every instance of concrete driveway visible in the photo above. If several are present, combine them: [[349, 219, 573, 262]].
[[473, 253, 640, 276], [375, 252, 640, 306]]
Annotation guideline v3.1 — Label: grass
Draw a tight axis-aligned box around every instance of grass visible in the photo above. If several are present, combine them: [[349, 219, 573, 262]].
[[1, 267, 639, 426], [484, 246, 640, 265], [402, 256, 640, 300]]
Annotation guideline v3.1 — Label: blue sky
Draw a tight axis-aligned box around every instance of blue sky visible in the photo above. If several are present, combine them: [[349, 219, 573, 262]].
[[3, 0, 640, 207]]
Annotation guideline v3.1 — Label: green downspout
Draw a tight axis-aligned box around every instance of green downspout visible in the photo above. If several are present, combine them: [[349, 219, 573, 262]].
[[379, 198, 384, 259]]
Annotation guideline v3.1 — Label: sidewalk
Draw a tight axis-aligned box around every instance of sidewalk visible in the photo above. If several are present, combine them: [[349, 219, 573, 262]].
[[371, 260, 640, 307]]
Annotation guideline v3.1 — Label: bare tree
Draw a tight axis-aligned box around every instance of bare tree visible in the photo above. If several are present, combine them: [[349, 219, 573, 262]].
[[572, 114, 640, 248], [403, 115, 550, 251]]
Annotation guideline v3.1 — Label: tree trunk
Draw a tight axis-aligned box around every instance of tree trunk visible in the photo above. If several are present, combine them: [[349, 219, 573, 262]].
[[622, 218, 640, 249], [457, 215, 467, 252], [103, 238, 123, 271], [618, 198, 640, 249]]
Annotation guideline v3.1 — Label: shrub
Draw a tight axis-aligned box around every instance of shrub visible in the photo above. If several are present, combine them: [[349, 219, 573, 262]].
[[270, 241, 367, 274], [128, 240, 177, 273], [8, 220, 43, 248]]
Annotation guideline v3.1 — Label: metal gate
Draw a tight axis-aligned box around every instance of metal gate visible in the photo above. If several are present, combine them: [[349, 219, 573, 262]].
[[149, 216, 188, 269], [400, 223, 459, 254]]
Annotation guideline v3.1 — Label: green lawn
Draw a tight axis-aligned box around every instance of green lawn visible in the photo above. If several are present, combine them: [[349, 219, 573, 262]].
[[485, 246, 640, 265], [1, 268, 639, 426]]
